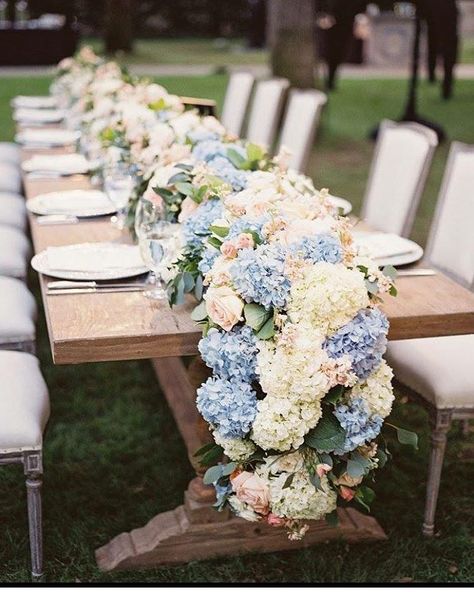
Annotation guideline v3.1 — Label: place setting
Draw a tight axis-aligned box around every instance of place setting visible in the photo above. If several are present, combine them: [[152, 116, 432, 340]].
[[15, 127, 80, 148], [22, 153, 93, 177], [13, 107, 66, 126]]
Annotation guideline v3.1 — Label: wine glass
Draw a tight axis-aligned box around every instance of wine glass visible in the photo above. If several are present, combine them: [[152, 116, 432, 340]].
[[138, 220, 180, 300], [104, 163, 135, 230]]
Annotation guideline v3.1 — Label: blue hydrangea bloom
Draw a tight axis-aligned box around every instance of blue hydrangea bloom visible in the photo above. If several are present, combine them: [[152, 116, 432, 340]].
[[290, 234, 343, 264], [323, 308, 389, 380], [214, 480, 232, 505], [199, 326, 258, 382], [187, 129, 221, 145], [208, 156, 249, 191], [198, 246, 220, 275], [334, 397, 383, 454], [227, 215, 270, 242], [230, 243, 291, 309], [196, 376, 257, 439], [192, 140, 230, 163], [182, 199, 223, 248]]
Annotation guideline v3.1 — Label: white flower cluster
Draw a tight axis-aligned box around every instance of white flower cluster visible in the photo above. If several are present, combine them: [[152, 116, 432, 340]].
[[213, 431, 257, 461], [350, 360, 394, 418]]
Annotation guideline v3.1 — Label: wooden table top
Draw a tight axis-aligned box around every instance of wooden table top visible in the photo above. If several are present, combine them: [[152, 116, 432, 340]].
[[23, 152, 474, 365]]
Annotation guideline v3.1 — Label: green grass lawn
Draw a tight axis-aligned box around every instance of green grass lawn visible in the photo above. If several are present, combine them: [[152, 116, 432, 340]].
[[0, 75, 474, 583]]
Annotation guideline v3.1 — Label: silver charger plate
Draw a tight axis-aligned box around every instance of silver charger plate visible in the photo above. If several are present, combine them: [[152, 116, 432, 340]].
[[27, 190, 117, 218], [31, 244, 149, 281]]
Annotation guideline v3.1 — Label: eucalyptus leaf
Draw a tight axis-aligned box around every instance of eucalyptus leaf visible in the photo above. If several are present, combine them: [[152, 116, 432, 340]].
[[388, 424, 419, 450], [194, 274, 203, 301], [168, 172, 189, 185], [191, 300, 208, 322], [255, 317, 275, 340], [305, 411, 346, 453], [208, 236, 223, 249], [382, 264, 398, 280], [182, 271, 195, 293], [203, 465, 223, 485], [347, 453, 372, 478], [227, 148, 246, 169], [365, 279, 379, 295], [209, 225, 230, 238], [221, 462, 237, 476], [244, 303, 272, 331], [175, 182, 194, 196]]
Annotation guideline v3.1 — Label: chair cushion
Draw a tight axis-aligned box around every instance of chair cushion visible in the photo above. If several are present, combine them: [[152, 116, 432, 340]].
[[0, 192, 27, 230], [387, 335, 474, 409], [0, 276, 36, 345], [0, 225, 30, 278], [0, 351, 49, 454], [0, 162, 22, 194], [0, 142, 21, 167]]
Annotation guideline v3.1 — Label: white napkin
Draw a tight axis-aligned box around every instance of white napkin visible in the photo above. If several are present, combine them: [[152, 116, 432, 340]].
[[16, 128, 80, 147], [353, 232, 416, 259], [14, 108, 65, 123], [32, 190, 113, 215], [12, 96, 58, 109], [46, 243, 144, 273], [22, 154, 91, 175]]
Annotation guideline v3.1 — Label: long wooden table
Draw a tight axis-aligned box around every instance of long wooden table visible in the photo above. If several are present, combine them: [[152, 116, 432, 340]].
[[22, 146, 474, 571]]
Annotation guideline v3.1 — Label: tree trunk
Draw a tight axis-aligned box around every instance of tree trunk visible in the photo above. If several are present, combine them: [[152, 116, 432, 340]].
[[104, 0, 134, 54], [267, 0, 317, 88]]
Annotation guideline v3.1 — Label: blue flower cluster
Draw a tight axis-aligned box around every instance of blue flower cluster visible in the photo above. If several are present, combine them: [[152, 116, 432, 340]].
[[230, 243, 291, 309], [290, 234, 342, 265], [192, 140, 230, 163], [196, 376, 257, 439], [198, 246, 220, 274], [187, 129, 221, 145], [208, 156, 249, 191], [182, 199, 223, 248], [227, 215, 270, 242], [214, 481, 232, 505], [334, 397, 383, 454], [199, 326, 258, 382], [323, 308, 389, 380]]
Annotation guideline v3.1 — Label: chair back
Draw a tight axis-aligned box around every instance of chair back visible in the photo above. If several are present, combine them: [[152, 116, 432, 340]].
[[362, 119, 438, 237], [277, 89, 327, 173], [425, 142, 474, 289], [246, 78, 290, 149], [221, 72, 254, 136]]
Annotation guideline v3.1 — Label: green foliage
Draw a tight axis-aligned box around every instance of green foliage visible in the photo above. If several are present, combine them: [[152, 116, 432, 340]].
[[305, 411, 346, 453]]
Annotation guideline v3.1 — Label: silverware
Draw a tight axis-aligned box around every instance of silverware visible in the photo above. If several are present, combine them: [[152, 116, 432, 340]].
[[36, 215, 79, 225], [396, 268, 437, 277], [47, 286, 146, 295], [48, 280, 147, 290]]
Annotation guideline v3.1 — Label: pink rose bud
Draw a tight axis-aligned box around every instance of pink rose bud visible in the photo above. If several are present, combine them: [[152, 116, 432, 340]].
[[316, 463, 332, 478], [235, 233, 254, 250], [339, 486, 356, 501], [220, 241, 238, 259], [267, 513, 286, 527]]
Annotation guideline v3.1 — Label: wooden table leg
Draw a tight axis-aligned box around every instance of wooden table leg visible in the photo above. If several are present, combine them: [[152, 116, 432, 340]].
[[95, 357, 387, 572]]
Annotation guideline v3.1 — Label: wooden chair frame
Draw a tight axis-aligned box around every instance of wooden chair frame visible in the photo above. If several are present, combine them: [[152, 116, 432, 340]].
[[361, 119, 438, 238]]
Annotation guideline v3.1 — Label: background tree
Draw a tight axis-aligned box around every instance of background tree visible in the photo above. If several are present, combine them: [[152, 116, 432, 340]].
[[267, 0, 317, 88], [104, 0, 134, 54]]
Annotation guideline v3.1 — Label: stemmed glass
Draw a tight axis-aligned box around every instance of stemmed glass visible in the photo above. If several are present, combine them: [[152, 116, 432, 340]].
[[103, 163, 135, 230], [136, 197, 180, 300]]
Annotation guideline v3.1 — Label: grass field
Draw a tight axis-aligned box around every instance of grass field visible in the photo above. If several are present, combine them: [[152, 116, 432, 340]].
[[0, 74, 473, 583]]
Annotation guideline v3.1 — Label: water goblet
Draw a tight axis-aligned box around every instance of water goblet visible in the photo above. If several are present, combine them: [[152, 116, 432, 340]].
[[104, 163, 135, 230]]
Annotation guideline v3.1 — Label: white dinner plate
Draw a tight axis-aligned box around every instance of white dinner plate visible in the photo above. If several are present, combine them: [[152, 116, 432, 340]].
[[31, 243, 148, 281], [353, 231, 424, 268], [13, 108, 66, 124], [15, 128, 80, 147], [327, 195, 352, 215], [22, 154, 91, 175], [27, 190, 116, 218], [12, 96, 58, 109]]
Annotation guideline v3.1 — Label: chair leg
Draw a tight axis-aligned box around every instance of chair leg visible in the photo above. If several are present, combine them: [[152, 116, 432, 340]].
[[24, 452, 44, 579], [423, 410, 452, 537]]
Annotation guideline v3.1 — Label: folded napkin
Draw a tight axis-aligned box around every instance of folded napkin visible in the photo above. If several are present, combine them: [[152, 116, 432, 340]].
[[46, 243, 144, 273], [13, 96, 58, 109], [14, 108, 65, 123], [23, 154, 91, 175], [353, 232, 416, 259], [33, 190, 113, 215], [16, 128, 80, 147]]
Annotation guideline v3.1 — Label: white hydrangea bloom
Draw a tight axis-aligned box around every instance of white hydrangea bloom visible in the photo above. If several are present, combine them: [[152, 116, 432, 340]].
[[228, 496, 260, 522], [257, 453, 337, 520], [350, 360, 394, 418], [213, 431, 257, 462], [288, 262, 369, 334], [251, 397, 322, 452]]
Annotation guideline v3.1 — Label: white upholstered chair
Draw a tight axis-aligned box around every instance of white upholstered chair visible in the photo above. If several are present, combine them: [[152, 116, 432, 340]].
[[0, 162, 22, 194], [0, 350, 50, 579], [221, 72, 255, 137], [386, 142, 474, 536], [362, 120, 438, 237], [245, 77, 290, 150], [0, 192, 27, 231], [276, 89, 328, 173], [0, 141, 22, 167], [0, 225, 30, 279], [0, 276, 37, 353]]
